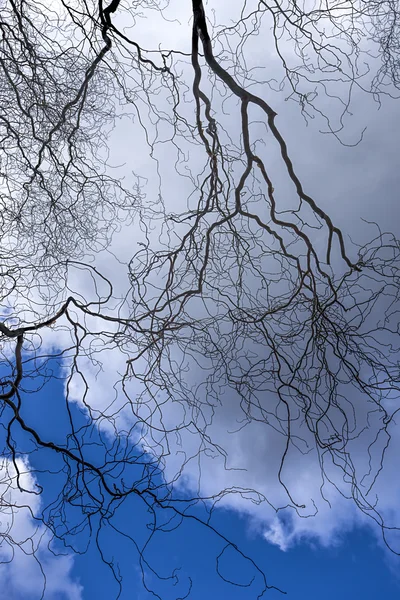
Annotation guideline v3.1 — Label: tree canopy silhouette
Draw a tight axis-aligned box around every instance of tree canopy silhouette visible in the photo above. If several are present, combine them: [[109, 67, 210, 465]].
[[1, 0, 399, 597]]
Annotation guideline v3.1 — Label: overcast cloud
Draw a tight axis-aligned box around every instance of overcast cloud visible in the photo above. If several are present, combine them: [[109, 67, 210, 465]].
[[2, 1, 400, 594]]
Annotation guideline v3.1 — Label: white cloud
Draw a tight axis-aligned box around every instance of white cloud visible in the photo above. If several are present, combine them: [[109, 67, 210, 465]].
[[2, 0, 400, 577], [44, 47, 400, 564], [0, 458, 83, 600]]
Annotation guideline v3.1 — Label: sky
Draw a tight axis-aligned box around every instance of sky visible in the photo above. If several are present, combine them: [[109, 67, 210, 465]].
[[1, 373, 400, 599], [1, 0, 400, 598]]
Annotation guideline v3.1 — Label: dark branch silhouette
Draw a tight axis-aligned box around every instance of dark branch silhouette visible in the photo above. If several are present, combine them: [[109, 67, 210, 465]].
[[1, 0, 400, 597]]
